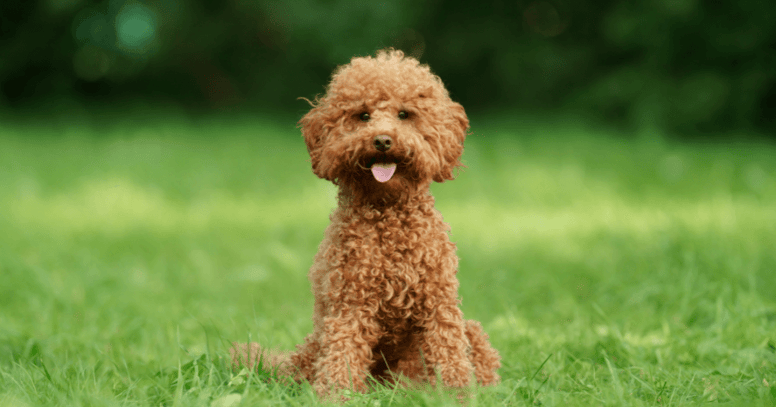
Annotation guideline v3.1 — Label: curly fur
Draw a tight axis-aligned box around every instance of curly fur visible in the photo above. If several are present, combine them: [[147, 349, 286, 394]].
[[231, 49, 500, 398]]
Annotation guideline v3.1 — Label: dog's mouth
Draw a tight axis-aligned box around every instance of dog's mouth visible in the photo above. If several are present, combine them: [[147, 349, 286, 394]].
[[370, 162, 397, 183], [360, 152, 408, 184], [362, 154, 399, 183]]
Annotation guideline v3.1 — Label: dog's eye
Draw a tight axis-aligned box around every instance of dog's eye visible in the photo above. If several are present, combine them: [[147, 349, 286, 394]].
[[398, 111, 409, 120], [359, 112, 370, 122]]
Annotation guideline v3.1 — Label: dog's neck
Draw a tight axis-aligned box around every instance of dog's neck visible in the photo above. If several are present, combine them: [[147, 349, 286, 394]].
[[336, 183, 435, 215]]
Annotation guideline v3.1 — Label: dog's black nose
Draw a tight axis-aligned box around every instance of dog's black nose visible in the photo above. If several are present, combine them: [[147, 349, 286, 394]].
[[373, 135, 392, 152]]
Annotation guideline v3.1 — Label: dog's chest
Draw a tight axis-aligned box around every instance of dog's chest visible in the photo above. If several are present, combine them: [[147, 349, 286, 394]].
[[335, 213, 453, 312]]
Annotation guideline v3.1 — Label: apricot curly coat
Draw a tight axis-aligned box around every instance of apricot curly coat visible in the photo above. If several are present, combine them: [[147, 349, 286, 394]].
[[231, 49, 500, 397]]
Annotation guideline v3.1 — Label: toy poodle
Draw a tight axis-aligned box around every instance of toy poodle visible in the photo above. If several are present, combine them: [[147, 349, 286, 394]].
[[231, 48, 500, 398]]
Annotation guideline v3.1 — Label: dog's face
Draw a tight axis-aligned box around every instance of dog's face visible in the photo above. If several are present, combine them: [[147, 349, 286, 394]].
[[300, 50, 468, 205]]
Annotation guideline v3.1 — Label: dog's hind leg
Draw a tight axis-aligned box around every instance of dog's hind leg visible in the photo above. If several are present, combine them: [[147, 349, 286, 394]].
[[464, 319, 501, 386]]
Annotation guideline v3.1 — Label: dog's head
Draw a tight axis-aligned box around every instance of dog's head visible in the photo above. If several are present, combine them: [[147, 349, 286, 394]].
[[299, 49, 468, 205]]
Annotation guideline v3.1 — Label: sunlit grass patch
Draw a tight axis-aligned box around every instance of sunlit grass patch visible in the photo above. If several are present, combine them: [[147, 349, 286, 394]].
[[6, 176, 334, 237], [449, 196, 775, 249]]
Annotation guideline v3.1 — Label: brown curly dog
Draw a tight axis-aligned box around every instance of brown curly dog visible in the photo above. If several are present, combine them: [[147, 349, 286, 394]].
[[231, 49, 500, 398]]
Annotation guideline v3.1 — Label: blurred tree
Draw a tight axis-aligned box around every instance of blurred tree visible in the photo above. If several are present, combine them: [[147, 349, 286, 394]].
[[0, 0, 774, 137]]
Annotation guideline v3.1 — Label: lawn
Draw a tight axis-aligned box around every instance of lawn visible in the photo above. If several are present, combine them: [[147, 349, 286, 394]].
[[1, 113, 774, 406]]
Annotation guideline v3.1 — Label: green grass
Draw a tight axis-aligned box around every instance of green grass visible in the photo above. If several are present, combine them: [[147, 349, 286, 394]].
[[1, 113, 775, 406]]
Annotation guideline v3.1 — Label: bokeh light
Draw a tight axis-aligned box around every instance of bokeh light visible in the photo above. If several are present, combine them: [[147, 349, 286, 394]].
[[115, 3, 157, 56], [73, 9, 112, 47]]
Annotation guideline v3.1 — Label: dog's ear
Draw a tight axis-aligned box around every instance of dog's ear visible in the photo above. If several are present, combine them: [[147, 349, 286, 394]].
[[298, 101, 329, 180], [433, 102, 468, 182]]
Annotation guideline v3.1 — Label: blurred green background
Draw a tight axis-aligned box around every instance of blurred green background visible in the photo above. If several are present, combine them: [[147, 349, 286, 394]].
[[2, 0, 775, 136]]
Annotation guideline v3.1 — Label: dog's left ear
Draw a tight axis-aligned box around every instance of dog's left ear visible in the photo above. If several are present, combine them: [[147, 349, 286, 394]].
[[299, 103, 329, 180], [433, 102, 468, 182]]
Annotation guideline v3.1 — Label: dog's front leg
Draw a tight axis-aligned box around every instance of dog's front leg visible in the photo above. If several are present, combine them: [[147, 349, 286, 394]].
[[312, 310, 380, 397], [419, 299, 474, 389]]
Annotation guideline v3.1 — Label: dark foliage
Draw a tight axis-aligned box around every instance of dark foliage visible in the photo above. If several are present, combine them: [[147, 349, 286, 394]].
[[1, 0, 774, 137]]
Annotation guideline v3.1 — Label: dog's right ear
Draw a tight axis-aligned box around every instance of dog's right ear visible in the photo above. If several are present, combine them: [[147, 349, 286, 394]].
[[298, 99, 328, 179]]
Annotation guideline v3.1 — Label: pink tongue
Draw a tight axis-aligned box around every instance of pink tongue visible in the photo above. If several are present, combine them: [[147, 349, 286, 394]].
[[370, 163, 397, 183]]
